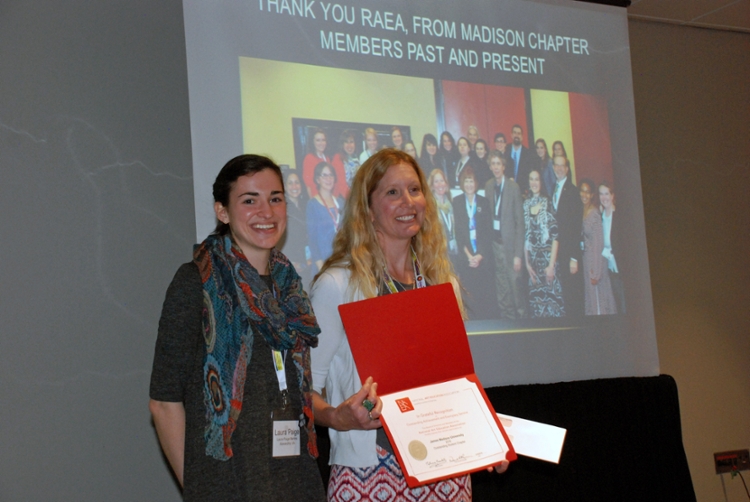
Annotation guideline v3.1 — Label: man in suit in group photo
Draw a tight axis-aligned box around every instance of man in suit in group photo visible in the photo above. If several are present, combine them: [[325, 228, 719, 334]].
[[508, 124, 539, 194], [485, 151, 526, 319], [551, 155, 583, 317]]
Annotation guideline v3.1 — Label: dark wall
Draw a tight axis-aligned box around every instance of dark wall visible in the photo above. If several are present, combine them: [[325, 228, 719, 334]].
[[0, 2, 192, 500]]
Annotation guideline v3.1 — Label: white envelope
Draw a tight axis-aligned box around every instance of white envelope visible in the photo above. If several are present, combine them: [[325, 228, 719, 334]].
[[496, 413, 566, 464]]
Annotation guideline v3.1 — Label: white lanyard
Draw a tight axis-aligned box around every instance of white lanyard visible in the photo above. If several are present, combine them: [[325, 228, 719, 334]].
[[272, 350, 290, 408], [456, 158, 468, 183], [267, 282, 299, 458], [269, 282, 289, 405], [272, 350, 288, 391], [271, 348, 299, 457], [325, 196, 340, 230], [382, 247, 427, 294], [466, 196, 477, 225], [494, 179, 504, 216], [315, 194, 340, 230]]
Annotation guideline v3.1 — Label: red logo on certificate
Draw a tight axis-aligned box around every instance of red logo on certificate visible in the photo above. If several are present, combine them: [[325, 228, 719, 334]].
[[395, 397, 414, 413]]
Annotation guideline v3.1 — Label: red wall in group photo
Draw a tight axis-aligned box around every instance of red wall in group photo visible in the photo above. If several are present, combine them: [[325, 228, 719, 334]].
[[442, 81, 614, 193], [569, 93, 614, 190], [442, 81, 528, 147]]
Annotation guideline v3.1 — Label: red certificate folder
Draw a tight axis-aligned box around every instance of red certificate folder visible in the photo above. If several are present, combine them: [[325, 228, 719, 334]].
[[338, 283, 516, 487]]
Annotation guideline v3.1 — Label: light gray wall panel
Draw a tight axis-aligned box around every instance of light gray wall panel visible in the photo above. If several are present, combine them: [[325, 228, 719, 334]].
[[0, 1, 192, 500], [629, 19, 750, 502]]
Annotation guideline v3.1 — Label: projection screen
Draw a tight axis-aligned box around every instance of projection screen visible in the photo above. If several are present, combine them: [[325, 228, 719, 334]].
[[183, 0, 659, 386]]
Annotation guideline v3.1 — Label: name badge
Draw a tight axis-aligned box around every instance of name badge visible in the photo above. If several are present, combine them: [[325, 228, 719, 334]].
[[272, 420, 300, 457], [493, 219, 500, 231]]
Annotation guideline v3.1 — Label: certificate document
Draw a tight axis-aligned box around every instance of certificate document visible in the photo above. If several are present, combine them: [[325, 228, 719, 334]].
[[339, 283, 517, 486], [381, 377, 511, 486]]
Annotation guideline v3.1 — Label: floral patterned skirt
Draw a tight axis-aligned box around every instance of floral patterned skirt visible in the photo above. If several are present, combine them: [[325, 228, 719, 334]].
[[328, 445, 472, 502]]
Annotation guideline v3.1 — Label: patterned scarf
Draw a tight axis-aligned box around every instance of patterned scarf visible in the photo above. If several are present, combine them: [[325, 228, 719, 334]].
[[525, 195, 552, 246], [343, 156, 360, 187], [194, 234, 320, 461], [434, 193, 452, 215]]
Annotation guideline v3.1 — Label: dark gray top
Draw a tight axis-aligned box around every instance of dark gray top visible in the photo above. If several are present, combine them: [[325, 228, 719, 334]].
[[150, 262, 325, 501]]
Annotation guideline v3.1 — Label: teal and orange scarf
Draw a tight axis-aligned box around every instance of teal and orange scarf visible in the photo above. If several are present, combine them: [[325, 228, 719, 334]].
[[194, 234, 320, 460]]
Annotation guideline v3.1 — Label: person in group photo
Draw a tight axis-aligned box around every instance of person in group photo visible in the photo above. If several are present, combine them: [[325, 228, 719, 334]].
[[535, 138, 556, 198], [599, 181, 626, 314], [307, 162, 345, 273], [403, 140, 418, 160], [524, 168, 565, 318], [309, 149, 508, 502], [303, 128, 334, 197], [552, 140, 568, 160], [508, 124, 539, 194], [439, 131, 460, 182], [149, 154, 325, 501], [485, 151, 526, 319], [551, 155, 583, 317], [280, 167, 312, 288], [472, 138, 492, 188], [359, 127, 380, 164], [419, 133, 444, 176], [453, 136, 474, 188], [467, 124, 480, 150], [579, 178, 616, 315], [429, 168, 458, 258], [551, 140, 574, 185], [390, 126, 404, 150], [494, 132, 510, 163], [331, 129, 361, 196], [453, 166, 496, 319]]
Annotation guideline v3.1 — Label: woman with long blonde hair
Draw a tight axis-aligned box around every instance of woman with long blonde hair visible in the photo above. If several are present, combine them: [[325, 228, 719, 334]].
[[310, 149, 505, 500], [314, 149, 460, 301], [428, 168, 458, 257], [358, 127, 379, 164]]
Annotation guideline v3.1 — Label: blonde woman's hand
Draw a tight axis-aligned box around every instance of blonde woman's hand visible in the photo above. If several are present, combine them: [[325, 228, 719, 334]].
[[486, 459, 510, 474], [333, 376, 382, 431]]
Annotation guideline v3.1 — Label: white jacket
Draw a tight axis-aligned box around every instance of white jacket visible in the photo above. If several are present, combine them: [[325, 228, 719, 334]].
[[310, 267, 379, 467]]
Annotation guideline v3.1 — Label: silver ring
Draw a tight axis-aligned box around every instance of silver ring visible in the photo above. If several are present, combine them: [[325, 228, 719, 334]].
[[368, 411, 374, 421]]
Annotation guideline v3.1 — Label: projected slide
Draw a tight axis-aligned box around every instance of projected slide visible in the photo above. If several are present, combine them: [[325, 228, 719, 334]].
[[184, 0, 658, 385]]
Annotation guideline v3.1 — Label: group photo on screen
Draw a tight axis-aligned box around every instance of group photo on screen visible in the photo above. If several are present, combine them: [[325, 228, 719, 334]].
[[278, 93, 626, 322], [188, 0, 657, 388]]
